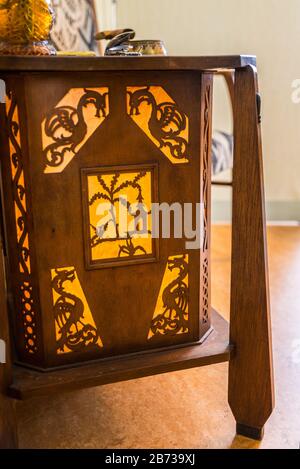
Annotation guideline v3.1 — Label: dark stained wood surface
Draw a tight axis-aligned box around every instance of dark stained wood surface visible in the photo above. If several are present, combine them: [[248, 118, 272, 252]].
[[9, 310, 231, 400], [228, 65, 275, 440], [0, 55, 256, 73]]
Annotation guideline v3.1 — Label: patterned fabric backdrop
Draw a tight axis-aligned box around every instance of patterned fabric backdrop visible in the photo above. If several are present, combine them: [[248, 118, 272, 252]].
[[51, 0, 98, 52]]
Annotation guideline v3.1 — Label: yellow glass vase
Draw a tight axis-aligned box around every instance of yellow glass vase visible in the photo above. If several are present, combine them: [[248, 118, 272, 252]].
[[0, 0, 56, 55]]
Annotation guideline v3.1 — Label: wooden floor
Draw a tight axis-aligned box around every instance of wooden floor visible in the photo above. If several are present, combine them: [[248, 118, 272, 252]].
[[17, 226, 300, 449]]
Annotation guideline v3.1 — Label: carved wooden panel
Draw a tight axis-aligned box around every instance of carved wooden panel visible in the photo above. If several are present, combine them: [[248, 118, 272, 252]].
[[0, 71, 212, 369], [5, 93, 38, 356], [201, 80, 212, 324], [6, 94, 31, 275], [51, 267, 103, 354], [148, 254, 189, 339], [82, 163, 158, 269], [42, 87, 109, 173], [127, 86, 189, 164]]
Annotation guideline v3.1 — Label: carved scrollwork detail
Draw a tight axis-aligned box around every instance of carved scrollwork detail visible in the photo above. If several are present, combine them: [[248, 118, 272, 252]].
[[6, 91, 38, 353], [202, 258, 209, 324], [202, 85, 210, 252], [7, 92, 30, 274], [86, 166, 155, 266], [149, 255, 189, 338], [21, 281, 38, 354], [127, 86, 189, 163], [89, 170, 149, 255], [201, 84, 211, 324], [51, 267, 103, 354], [43, 88, 109, 172]]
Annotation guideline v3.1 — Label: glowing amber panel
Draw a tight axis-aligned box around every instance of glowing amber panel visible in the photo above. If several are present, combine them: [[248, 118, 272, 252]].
[[83, 165, 157, 268], [51, 267, 103, 355], [6, 94, 31, 274], [6, 92, 38, 354], [127, 86, 189, 164], [148, 254, 189, 339], [42, 87, 109, 173]]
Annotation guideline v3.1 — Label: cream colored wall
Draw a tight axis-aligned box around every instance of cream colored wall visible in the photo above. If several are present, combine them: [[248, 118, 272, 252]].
[[95, 0, 117, 31], [110, 0, 300, 219]]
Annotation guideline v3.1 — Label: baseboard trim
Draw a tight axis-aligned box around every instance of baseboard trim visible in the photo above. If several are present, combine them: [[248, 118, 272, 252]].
[[212, 200, 300, 222]]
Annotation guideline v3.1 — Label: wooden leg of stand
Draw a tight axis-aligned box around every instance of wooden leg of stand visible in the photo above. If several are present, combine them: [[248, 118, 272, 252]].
[[0, 240, 18, 449], [228, 65, 275, 441]]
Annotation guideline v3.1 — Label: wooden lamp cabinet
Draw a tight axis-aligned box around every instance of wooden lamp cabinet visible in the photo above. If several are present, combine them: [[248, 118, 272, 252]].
[[0, 55, 274, 448]]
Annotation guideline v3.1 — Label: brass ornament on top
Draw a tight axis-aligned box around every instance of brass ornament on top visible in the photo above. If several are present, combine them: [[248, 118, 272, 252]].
[[0, 0, 56, 55]]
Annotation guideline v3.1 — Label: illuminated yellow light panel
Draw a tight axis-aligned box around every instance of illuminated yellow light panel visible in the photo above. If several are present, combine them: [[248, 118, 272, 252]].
[[127, 86, 189, 164], [51, 267, 103, 355], [42, 87, 109, 173], [87, 169, 153, 262], [148, 254, 189, 339]]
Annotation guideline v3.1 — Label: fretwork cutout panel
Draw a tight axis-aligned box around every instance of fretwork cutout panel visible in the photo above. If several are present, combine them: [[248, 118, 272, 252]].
[[148, 254, 189, 339], [42, 87, 109, 174], [51, 266, 103, 355], [82, 164, 159, 269], [127, 86, 189, 164]]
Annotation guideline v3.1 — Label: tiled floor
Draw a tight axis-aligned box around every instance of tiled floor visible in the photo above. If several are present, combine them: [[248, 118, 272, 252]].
[[17, 226, 300, 448]]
